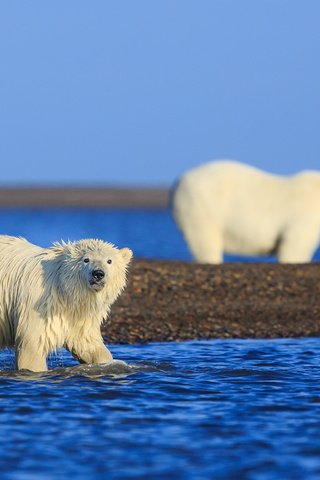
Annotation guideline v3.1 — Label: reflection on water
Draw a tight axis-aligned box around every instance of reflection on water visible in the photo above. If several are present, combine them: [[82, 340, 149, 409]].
[[0, 339, 320, 479]]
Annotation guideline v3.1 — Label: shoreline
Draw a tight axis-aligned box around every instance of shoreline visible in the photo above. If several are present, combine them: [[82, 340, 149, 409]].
[[0, 187, 169, 208], [103, 260, 320, 343]]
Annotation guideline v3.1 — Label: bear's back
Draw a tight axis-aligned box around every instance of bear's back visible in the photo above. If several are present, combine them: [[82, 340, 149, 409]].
[[173, 160, 320, 219], [173, 160, 287, 227], [0, 235, 43, 258], [0, 236, 45, 292], [178, 160, 283, 196]]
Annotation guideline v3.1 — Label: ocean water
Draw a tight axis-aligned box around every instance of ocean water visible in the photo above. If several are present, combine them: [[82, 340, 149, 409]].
[[0, 207, 319, 262], [1, 340, 320, 480], [0, 209, 319, 479]]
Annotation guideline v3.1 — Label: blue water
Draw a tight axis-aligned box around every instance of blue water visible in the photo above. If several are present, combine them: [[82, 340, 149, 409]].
[[0, 207, 319, 262], [1, 339, 320, 480], [0, 209, 320, 479]]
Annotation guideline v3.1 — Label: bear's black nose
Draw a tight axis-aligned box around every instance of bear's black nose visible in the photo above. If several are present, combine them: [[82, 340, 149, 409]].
[[92, 269, 105, 281]]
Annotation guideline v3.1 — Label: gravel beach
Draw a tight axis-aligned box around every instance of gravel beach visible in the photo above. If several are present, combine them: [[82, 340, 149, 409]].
[[103, 260, 320, 343]]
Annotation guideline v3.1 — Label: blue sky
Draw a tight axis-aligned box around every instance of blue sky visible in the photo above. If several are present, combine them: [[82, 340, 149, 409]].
[[0, 1, 319, 186]]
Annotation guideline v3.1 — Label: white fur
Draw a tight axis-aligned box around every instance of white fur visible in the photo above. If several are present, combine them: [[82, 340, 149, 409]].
[[172, 160, 320, 263], [0, 236, 132, 371]]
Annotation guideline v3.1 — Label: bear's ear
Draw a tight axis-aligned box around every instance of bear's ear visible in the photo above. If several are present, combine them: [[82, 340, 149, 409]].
[[119, 247, 133, 263]]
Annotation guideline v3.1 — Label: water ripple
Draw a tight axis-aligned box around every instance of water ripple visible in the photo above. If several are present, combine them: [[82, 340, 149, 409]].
[[0, 339, 320, 479]]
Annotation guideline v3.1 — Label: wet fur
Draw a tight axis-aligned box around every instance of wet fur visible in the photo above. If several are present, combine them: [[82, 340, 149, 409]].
[[0, 236, 132, 371]]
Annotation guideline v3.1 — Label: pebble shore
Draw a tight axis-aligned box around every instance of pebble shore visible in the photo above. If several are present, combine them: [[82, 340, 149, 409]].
[[102, 260, 320, 343]]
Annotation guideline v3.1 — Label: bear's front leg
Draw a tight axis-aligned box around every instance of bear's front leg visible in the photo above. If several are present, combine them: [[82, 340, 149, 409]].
[[67, 337, 113, 365]]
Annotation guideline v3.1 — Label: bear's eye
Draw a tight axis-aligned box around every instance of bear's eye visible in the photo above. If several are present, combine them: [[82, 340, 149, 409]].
[[84, 258, 90, 263], [107, 259, 112, 265]]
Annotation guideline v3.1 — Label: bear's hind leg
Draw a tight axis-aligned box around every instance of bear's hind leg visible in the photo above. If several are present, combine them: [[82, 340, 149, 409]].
[[277, 224, 319, 263], [15, 341, 48, 372], [15, 319, 48, 372]]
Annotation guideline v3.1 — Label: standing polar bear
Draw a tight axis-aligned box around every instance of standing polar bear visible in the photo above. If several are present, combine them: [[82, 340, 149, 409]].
[[172, 160, 320, 263], [0, 236, 132, 372]]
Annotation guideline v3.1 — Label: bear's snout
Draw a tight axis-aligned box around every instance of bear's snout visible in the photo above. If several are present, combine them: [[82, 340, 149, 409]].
[[92, 269, 105, 282]]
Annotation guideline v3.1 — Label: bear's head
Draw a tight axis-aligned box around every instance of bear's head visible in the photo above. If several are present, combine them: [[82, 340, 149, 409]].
[[51, 239, 132, 305]]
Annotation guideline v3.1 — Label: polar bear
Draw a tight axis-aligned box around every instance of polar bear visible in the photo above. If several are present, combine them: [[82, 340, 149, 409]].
[[172, 160, 320, 263], [0, 236, 132, 372]]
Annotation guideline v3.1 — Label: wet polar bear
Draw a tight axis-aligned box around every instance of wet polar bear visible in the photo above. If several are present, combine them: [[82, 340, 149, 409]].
[[172, 160, 320, 263], [0, 236, 132, 371]]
